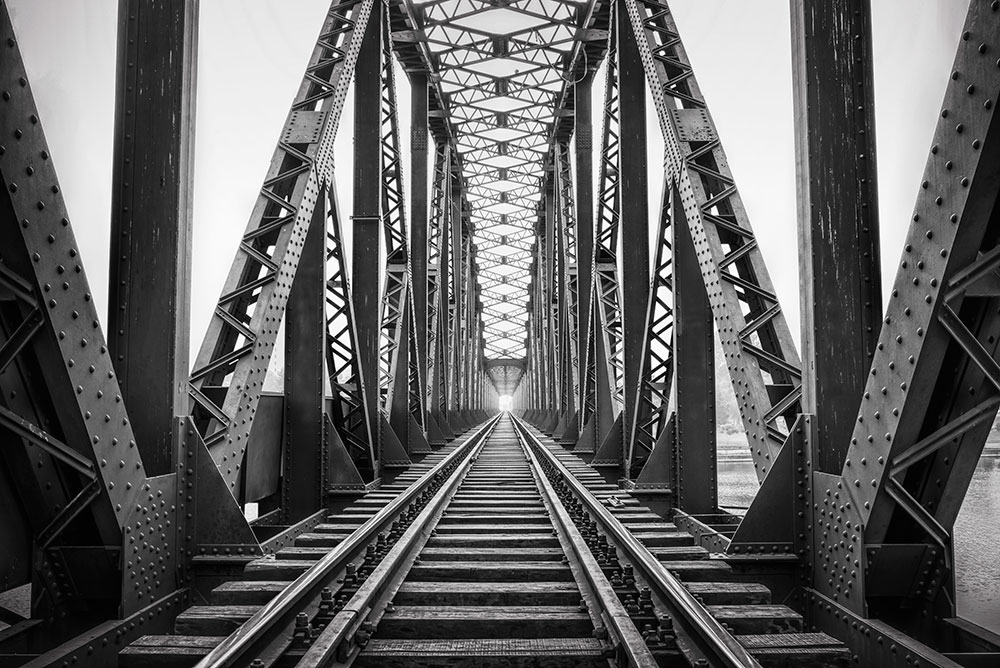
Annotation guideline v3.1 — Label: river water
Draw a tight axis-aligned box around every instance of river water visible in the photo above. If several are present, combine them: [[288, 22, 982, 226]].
[[717, 437, 1000, 633]]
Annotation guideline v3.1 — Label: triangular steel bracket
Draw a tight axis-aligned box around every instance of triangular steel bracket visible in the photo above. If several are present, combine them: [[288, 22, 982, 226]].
[[324, 415, 366, 491], [728, 414, 812, 557], [380, 413, 412, 468], [591, 413, 623, 468], [634, 413, 676, 491]]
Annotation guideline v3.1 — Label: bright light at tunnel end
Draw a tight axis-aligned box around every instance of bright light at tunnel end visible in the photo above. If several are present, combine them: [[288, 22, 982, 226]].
[[498, 395, 512, 412]]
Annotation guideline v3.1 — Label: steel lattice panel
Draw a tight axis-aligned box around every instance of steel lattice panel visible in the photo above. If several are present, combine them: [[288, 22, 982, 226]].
[[418, 0, 580, 363]]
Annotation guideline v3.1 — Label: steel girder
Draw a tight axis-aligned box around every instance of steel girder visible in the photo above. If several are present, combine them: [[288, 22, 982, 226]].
[[375, 7, 426, 462], [107, 0, 197, 477], [810, 0, 1000, 633], [323, 185, 377, 484], [624, 0, 802, 482], [427, 143, 449, 422], [575, 14, 622, 451], [629, 180, 675, 483], [282, 179, 328, 521], [791, 0, 882, 475], [611, 0, 651, 467], [447, 181, 462, 413], [578, 0, 649, 468], [590, 13, 624, 439], [410, 71, 430, 417], [715, 1, 1000, 660], [394, 0, 595, 379], [188, 0, 376, 494], [555, 142, 580, 423], [354, 0, 389, 469], [577, 289, 600, 451], [628, 175, 717, 519], [0, 4, 258, 633], [523, 141, 580, 429], [542, 177, 558, 413]]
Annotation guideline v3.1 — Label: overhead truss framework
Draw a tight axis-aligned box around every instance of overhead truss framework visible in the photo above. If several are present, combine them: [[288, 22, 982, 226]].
[[391, 0, 600, 365]]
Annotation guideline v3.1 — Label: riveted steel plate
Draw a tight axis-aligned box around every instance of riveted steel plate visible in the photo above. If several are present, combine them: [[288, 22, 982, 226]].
[[0, 9, 147, 527], [670, 108, 715, 143], [27, 588, 190, 667], [121, 473, 177, 613], [282, 111, 327, 144], [807, 588, 957, 668], [412, 126, 428, 151]]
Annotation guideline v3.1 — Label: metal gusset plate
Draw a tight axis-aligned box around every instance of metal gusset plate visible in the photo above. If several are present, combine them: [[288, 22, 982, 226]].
[[187, 0, 375, 494], [625, 0, 802, 481]]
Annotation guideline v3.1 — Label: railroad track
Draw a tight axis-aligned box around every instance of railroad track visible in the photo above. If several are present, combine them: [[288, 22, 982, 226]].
[[119, 414, 849, 667], [512, 417, 851, 668]]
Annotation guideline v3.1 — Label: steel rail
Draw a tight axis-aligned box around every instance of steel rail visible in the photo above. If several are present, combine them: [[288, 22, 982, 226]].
[[294, 411, 498, 666], [514, 422, 659, 667], [194, 414, 502, 668], [511, 414, 761, 668]]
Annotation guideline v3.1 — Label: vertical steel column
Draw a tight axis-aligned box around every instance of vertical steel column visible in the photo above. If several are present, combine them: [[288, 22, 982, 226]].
[[434, 147, 452, 431], [527, 298, 537, 412], [618, 0, 649, 464], [352, 0, 383, 463], [553, 152, 570, 424], [545, 173, 558, 416], [588, 13, 624, 463], [555, 142, 580, 437], [792, 0, 881, 473], [575, 74, 594, 419], [458, 228, 467, 417], [108, 0, 198, 475], [449, 182, 463, 416], [532, 243, 545, 412], [672, 186, 716, 513], [464, 234, 475, 413], [410, 72, 430, 400], [282, 190, 326, 521], [625, 0, 802, 479]]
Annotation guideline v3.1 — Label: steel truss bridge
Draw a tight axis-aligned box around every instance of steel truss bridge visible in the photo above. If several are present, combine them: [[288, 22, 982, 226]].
[[0, 0, 998, 666]]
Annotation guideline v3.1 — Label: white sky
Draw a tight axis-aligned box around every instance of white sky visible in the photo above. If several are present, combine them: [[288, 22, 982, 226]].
[[6, 0, 969, 363]]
